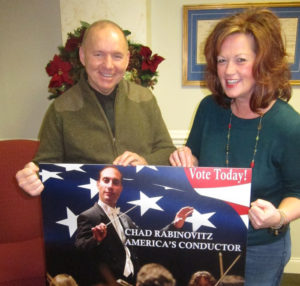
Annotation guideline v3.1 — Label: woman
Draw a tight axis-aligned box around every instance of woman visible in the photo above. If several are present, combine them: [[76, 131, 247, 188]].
[[170, 8, 300, 286]]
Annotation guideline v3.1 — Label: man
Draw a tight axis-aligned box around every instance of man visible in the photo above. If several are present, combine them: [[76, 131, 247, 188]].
[[75, 166, 192, 285], [16, 20, 175, 196], [75, 166, 138, 285]]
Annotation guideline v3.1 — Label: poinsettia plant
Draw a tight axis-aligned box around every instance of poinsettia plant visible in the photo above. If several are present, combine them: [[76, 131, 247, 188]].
[[46, 21, 165, 99]]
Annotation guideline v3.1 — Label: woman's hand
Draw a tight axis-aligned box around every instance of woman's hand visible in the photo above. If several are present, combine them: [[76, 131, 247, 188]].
[[249, 199, 283, 229], [249, 197, 300, 230], [169, 146, 198, 167]]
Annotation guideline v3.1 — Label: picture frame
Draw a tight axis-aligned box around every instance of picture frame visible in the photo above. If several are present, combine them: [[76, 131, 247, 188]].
[[182, 3, 300, 86]]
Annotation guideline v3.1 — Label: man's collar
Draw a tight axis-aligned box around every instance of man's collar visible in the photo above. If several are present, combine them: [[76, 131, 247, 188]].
[[98, 200, 119, 214], [88, 83, 118, 99]]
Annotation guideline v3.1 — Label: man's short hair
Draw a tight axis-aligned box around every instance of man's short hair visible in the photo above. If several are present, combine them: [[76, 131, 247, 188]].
[[81, 19, 128, 49], [136, 263, 176, 286], [98, 165, 123, 182]]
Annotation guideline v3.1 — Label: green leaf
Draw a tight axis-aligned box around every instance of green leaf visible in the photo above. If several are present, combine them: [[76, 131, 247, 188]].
[[80, 21, 90, 28], [123, 30, 131, 37]]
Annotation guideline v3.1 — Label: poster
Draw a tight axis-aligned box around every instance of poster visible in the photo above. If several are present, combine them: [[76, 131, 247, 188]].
[[40, 164, 251, 286]]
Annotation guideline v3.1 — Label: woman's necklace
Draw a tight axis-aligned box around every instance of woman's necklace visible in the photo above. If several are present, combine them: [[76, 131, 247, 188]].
[[225, 111, 263, 168]]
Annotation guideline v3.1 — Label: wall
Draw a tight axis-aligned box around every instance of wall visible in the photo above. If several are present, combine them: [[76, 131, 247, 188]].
[[60, 0, 148, 45], [289, 220, 300, 273], [0, 0, 62, 139]]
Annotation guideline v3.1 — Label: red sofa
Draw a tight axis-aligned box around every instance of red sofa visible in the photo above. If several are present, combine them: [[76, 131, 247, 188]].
[[0, 140, 46, 285]]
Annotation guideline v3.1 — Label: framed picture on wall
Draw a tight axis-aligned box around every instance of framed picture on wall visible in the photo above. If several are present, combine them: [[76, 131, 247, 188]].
[[182, 3, 300, 86]]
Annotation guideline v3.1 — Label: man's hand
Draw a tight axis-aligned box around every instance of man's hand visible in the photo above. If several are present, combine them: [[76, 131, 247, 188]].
[[92, 223, 107, 242], [113, 151, 148, 166], [169, 146, 198, 167], [15, 162, 44, 196], [173, 206, 194, 229]]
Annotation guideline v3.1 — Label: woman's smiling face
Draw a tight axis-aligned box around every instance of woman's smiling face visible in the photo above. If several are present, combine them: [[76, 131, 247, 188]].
[[217, 33, 256, 103]]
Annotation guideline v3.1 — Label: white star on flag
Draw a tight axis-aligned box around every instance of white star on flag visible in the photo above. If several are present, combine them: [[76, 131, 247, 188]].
[[39, 169, 63, 182], [54, 164, 85, 172], [56, 207, 78, 237], [185, 209, 216, 231], [78, 178, 99, 199], [127, 191, 163, 215], [240, 214, 249, 228], [136, 166, 158, 173]]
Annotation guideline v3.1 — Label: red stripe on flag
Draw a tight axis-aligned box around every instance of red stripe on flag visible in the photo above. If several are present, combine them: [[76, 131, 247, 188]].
[[226, 201, 250, 216]]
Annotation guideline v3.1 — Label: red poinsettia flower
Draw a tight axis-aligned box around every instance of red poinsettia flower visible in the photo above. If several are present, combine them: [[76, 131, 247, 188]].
[[46, 55, 73, 88], [65, 36, 81, 52], [48, 73, 69, 88], [65, 27, 86, 52], [140, 46, 164, 73], [140, 46, 152, 59]]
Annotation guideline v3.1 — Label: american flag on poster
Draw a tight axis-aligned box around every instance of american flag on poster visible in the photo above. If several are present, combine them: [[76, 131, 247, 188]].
[[40, 164, 251, 285]]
